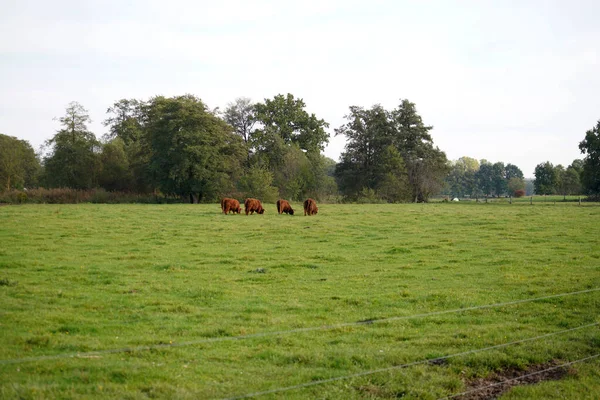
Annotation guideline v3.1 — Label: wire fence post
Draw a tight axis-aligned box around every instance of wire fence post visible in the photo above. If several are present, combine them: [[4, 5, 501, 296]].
[[530, 196, 533, 205], [579, 196, 582, 206]]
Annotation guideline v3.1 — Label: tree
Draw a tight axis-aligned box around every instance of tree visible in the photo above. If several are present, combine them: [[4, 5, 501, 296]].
[[505, 163, 524, 180], [335, 100, 447, 202], [504, 163, 524, 196], [103, 99, 153, 193], [579, 120, 600, 195], [223, 97, 256, 146], [446, 157, 479, 198], [237, 165, 279, 203], [335, 105, 393, 198], [555, 164, 582, 198], [253, 93, 329, 154], [43, 102, 100, 189], [103, 99, 145, 145], [223, 97, 256, 165], [534, 161, 558, 195], [145, 95, 245, 203], [507, 177, 525, 196], [563, 166, 582, 195], [491, 162, 507, 197], [98, 138, 132, 191], [251, 93, 331, 199], [390, 99, 448, 202], [475, 160, 494, 197], [0, 134, 40, 190]]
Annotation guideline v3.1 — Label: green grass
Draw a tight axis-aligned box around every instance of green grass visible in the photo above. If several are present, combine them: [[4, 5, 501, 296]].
[[1, 202, 599, 399]]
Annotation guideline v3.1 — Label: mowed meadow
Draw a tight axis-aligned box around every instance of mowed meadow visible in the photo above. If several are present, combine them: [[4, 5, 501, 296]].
[[1, 202, 599, 399]]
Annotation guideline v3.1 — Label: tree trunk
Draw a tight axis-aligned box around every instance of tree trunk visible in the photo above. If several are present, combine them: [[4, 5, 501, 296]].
[[190, 193, 199, 204]]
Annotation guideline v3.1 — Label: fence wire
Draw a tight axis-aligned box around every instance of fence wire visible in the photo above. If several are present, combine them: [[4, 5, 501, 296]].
[[1, 287, 598, 365], [224, 322, 599, 400]]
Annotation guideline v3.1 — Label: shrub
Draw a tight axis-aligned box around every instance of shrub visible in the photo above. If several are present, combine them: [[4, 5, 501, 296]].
[[513, 189, 526, 198], [0, 188, 181, 204], [356, 188, 386, 204]]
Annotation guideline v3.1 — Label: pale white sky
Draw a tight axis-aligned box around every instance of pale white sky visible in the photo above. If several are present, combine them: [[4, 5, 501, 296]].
[[1, 0, 599, 177]]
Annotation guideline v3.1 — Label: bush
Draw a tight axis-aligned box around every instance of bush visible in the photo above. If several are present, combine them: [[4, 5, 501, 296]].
[[0, 188, 179, 204], [356, 188, 386, 204], [513, 189, 526, 198], [238, 166, 279, 203]]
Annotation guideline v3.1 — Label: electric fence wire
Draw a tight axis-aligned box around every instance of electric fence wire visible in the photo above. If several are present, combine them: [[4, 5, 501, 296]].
[[1, 287, 598, 365], [223, 322, 599, 400]]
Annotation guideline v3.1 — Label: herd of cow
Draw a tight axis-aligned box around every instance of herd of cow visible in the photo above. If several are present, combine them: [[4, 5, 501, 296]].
[[220, 197, 318, 216]]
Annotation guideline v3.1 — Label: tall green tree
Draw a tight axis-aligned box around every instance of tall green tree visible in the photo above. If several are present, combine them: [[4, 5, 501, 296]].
[[390, 99, 448, 202], [103, 99, 152, 193], [223, 97, 256, 166], [223, 97, 256, 146], [555, 164, 582, 198], [43, 102, 100, 189], [98, 138, 132, 192], [504, 163, 524, 196], [534, 161, 558, 195], [491, 162, 507, 197], [0, 134, 40, 190], [145, 95, 245, 203], [103, 99, 145, 145], [475, 160, 494, 197], [335, 100, 446, 202], [335, 105, 393, 198], [578, 120, 600, 195], [446, 157, 479, 198], [253, 93, 329, 154], [251, 93, 331, 200], [505, 163, 524, 180]]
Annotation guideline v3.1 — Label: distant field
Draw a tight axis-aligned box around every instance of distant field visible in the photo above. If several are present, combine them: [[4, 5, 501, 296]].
[[1, 203, 599, 399]]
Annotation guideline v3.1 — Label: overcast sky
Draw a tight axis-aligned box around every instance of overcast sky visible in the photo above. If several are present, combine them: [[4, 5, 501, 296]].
[[1, 0, 599, 177]]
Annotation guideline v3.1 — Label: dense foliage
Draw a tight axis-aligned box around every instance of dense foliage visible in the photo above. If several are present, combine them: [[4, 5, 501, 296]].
[[0, 133, 40, 190], [2, 97, 595, 203], [445, 158, 525, 198], [579, 120, 600, 195], [335, 100, 448, 202], [534, 160, 583, 197]]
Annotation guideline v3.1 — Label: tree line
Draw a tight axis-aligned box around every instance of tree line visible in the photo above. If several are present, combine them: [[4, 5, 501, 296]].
[[1, 95, 599, 202]]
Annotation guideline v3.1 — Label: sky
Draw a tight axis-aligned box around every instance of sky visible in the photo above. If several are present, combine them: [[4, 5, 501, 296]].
[[1, 0, 599, 178]]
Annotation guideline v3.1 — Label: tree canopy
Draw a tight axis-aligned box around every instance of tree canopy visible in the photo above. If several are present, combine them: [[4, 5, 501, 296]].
[[145, 95, 245, 203], [0, 134, 40, 190], [579, 120, 600, 195], [43, 102, 100, 189], [335, 100, 447, 202]]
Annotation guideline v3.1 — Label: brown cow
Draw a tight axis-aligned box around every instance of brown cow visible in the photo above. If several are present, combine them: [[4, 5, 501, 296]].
[[303, 198, 318, 216], [221, 198, 241, 214], [276, 199, 294, 215], [244, 198, 265, 215]]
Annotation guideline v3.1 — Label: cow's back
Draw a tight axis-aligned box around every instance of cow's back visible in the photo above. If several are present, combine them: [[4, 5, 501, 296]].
[[303, 198, 318, 216]]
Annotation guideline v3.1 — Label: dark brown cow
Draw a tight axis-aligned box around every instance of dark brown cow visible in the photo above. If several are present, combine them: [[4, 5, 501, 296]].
[[221, 198, 241, 214], [244, 198, 265, 215], [303, 198, 318, 216], [276, 199, 294, 215]]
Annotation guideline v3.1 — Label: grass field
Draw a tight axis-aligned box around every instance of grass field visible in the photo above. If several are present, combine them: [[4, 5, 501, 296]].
[[1, 202, 599, 399]]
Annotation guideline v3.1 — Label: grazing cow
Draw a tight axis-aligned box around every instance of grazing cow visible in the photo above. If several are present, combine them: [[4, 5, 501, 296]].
[[244, 198, 265, 215], [221, 198, 241, 214], [303, 198, 318, 216], [276, 199, 294, 215]]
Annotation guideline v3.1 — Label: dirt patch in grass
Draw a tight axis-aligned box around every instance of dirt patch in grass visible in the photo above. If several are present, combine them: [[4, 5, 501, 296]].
[[458, 360, 570, 399]]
